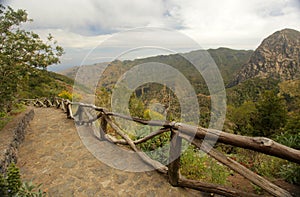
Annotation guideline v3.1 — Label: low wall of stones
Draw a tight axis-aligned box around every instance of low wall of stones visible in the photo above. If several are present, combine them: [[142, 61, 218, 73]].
[[0, 108, 34, 174]]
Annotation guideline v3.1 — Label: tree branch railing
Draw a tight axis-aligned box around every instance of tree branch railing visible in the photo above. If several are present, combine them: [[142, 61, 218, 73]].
[[26, 97, 300, 197]]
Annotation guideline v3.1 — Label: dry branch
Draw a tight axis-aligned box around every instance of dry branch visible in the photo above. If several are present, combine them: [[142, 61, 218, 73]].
[[103, 115, 168, 174], [178, 178, 260, 197], [104, 128, 170, 145], [134, 128, 170, 144]]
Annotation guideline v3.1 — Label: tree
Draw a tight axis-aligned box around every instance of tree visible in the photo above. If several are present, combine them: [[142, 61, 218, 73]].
[[0, 5, 63, 112], [228, 101, 257, 136], [252, 90, 287, 137]]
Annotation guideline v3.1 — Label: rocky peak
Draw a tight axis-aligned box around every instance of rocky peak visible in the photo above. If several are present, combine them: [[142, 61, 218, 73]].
[[228, 28, 300, 87]]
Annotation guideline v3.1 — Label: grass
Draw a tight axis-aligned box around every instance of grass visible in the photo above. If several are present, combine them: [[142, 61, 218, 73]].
[[0, 103, 27, 131], [0, 116, 12, 131], [180, 145, 231, 185]]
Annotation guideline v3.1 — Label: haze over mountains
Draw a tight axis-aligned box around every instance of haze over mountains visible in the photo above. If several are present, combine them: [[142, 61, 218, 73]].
[[60, 28, 300, 92], [60, 48, 253, 89]]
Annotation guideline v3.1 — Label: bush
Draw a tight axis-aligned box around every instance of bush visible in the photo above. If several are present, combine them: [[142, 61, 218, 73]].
[[278, 163, 300, 185], [180, 145, 231, 185], [6, 163, 22, 196], [136, 126, 170, 165], [0, 163, 47, 197], [17, 181, 46, 197], [58, 90, 82, 101], [276, 132, 300, 149], [0, 173, 7, 196]]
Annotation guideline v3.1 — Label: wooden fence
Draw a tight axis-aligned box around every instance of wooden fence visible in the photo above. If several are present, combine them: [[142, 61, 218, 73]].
[[24, 98, 300, 197]]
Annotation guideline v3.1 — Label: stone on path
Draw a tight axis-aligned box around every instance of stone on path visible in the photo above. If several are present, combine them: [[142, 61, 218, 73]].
[[17, 108, 204, 196]]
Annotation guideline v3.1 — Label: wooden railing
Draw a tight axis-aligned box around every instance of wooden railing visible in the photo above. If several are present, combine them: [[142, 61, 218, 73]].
[[24, 97, 300, 197]]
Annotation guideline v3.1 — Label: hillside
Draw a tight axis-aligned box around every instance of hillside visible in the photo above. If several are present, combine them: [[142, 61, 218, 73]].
[[229, 28, 300, 87], [59, 62, 107, 88], [60, 48, 253, 91], [207, 48, 253, 84], [20, 68, 74, 99]]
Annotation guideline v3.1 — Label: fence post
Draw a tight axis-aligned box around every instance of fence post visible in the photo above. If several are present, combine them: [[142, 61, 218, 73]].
[[77, 105, 83, 125], [56, 99, 60, 108], [100, 115, 107, 140], [66, 103, 71, 118], [67, 103, 74, 119], [61, 100, 66, 112], [168, 129, 182, 186]]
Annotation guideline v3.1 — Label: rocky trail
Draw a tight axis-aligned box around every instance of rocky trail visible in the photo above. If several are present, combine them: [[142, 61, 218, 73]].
[[17, 108, 205, 197]]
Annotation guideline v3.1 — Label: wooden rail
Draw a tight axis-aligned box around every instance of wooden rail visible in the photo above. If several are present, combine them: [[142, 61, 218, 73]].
[[25, 97, 300, 197]]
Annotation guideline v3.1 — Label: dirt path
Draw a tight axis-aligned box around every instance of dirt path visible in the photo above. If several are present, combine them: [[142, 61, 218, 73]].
[[17, 108, 205, 197]]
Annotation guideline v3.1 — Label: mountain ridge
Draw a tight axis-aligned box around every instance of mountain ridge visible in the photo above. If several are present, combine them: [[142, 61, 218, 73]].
[[59, 47, 253, 89], [228, 28, 300, 87]]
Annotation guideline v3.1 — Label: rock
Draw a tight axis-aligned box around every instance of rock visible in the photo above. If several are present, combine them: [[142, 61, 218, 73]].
[[229, 28, 300, 87], [115, 174, 128, 184], [0, 109, 34, 174], [62, 160, 77, 168]]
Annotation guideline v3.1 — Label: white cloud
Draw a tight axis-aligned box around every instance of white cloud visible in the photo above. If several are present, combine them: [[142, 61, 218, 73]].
[[169, 0, 300, 49], [33, 29, 111, 48], [4, 0, 300, 70]]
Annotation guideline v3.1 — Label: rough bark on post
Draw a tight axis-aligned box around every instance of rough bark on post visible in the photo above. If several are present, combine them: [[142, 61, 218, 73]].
[[56, 99, 61, 108], [176, 124, 300, 164], [77, 106, 83, 124], [61, 100, 66, 112], [66, 103, 71, 118], [100, 115, 107, 140], [67, 103, 73, 119], [168, 129, 182, 186]]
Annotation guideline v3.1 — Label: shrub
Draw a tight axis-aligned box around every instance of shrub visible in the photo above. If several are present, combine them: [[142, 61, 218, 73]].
[[58, 90, 82, 101], [276, 132, 300, 149], [136, 126, 170, 165], [180, 145, 231, 185], [0, 163, 47, 197], [278, 163, 300, 185], [0, 173, 7, 196], [17, 181, 46, 197], [6, 163, 22, 196]]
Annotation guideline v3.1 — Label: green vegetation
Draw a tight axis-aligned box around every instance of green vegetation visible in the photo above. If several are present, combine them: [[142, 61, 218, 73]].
[[226, 77, 280, 106], [231, 149, 300, 185], [180, 145, 231, 185], [225, 79, 300, 185], [58, 90, 82, 101], [253, 90, 287, 137], [95, 68, 300, 187], [1, 5, 299, 192], [227, 90, 288, 138], [18, 181, 46, 197], [0, 5, 64, 113], [0, 103, 26, 131], [0, 5, 73, 130], [207, 48, 253, 85], [0, 163, 46, 197], [136, 126, 171, 165], [6, 163, 21, 195]]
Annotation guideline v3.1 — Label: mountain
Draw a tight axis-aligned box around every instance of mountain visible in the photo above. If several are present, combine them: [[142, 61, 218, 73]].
[[207, 48, 253, 84], [59, 48, 253, 90], [229, 28, 300, 87], [59, 62, 107, 89]]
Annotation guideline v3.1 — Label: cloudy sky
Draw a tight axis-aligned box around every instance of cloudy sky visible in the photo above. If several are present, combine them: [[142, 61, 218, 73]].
[[3, 0, 300, 71]]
